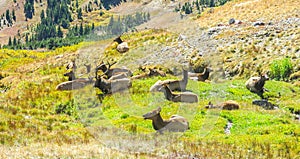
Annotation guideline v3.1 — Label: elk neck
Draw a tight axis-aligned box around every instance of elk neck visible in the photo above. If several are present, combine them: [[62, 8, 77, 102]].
[[255, 77, 266, 91], [151, 113, 169, 130], [181, 70, 188, 84], [162, 86, 174, 100]]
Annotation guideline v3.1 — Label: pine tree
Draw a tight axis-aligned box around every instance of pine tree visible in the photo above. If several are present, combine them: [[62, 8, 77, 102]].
[[77, 8, 82, 19], [13, 36, 17, 46], [6, 10, 11, 24], [57, 26, 63, 38], [40, 10, 45, 20], [8, 37, 12, 46], [76, 0, 79, 8], [12, 9, 16, 22], [79, 23, 83, 35]]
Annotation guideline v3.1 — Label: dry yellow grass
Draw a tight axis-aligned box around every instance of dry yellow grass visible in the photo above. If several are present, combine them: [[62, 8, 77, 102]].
[[0, 141, 151, 158], [197, 0, 300, 27]]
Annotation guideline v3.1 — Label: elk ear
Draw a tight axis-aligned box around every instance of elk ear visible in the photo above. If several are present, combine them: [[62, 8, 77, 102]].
[[157, 107, 161, 113]]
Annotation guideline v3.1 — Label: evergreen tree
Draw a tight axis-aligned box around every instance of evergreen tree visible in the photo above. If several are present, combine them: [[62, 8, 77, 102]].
[[209, 0, 215, 7], [76, 0, 79, 8], [40, 10, 45, 20], [12, 9, 16, 22], [6, 10, 11, 24], [57, 26, 63, 38], [77, 8, 82, 19], [8, 37, 12, 46], [13, 36, 17, 46], [79, 23, 83, 35], [24, 0, 35, 19]]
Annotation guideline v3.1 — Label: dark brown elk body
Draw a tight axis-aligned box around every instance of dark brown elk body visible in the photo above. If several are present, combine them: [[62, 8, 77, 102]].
[[143, 107, 189, 134], [64, 71, 76, 81], [205, 100, 240, 110], [188, 68, 212, 81]]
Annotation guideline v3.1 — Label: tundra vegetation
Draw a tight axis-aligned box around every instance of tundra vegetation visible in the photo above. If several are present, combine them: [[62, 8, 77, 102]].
[[0, 0, 300, 158]]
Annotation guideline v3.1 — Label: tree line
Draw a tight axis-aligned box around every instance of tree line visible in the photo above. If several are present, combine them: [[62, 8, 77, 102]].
[[2, 0, 150, 50], [175, 0, 232, 15]]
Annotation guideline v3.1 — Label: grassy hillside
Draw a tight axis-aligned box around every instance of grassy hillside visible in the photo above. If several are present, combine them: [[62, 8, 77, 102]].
[[0, 0, 300, 158]]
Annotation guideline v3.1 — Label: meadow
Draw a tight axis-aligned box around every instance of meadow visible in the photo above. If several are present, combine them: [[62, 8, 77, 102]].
[[0, 31, 299, 158]]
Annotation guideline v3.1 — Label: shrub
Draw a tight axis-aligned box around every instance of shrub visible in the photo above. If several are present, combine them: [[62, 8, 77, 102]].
[[55, 99, 78, 119], [270, 58, 293, 81]]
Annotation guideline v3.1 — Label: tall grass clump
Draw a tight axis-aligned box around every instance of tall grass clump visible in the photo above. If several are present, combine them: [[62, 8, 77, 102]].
[[270, 58, 293, 81]]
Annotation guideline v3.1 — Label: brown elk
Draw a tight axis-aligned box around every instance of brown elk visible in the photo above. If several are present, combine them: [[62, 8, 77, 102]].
[[205, 100, 240, 110], [150, 69, 188, 92], [94, 69, 132, 94], [158, 85, 198, 103], [64, 70, 76, 81], [56, 78, 94, 91], [188, 67, 212, 81], [143, 107, 189, 134], [66, 60, 76, 71], [95, 61, 132, 79], [245, 74, 269, 99], [131, 68, 166, 80]]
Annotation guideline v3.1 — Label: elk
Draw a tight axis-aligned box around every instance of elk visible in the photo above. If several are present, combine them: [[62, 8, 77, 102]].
[[131, 68, 166, 80], [56, 78, 94, 91], [94, 69, 132, 94], [84, 63, 91, 74], [188, 67, 212, 81], [64, 70, 76, 81], [66, 60, 76, 71], [245, 74, 269, 99], [143, 107, 189, 134], [113, 36, 129, 53], [149, 69, 188, 92], [95, 61, 132, 79], [159, 85, 198, 103], [205, 100, 240, 110]]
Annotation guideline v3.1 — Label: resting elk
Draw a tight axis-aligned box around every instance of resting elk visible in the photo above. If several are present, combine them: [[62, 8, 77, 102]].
[[158, 84, 198, 103], [95, 61, 132, 79], [188, 67, 212, 81], [56, 78, 94, 91], [143, 107, 189, 134], [94, 69, 132, 94], [150, 69, 188, 92], [205, 100, 240, 110]]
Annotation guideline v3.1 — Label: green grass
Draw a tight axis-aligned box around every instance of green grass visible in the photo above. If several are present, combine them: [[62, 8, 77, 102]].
[[0, 28, 299, 158]]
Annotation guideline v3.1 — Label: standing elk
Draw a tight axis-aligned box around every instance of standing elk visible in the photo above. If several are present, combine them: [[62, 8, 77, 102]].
[[245, 74, 269, 99], [159, 85, 198, 103], [143, 107, 189, 134]]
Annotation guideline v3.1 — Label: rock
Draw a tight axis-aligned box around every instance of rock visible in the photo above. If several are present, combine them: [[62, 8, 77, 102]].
[[229, 18, 235, 25], [116, 42, 129, 53], [252, 99, 278, 110], [253, 21, 265, 26]]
